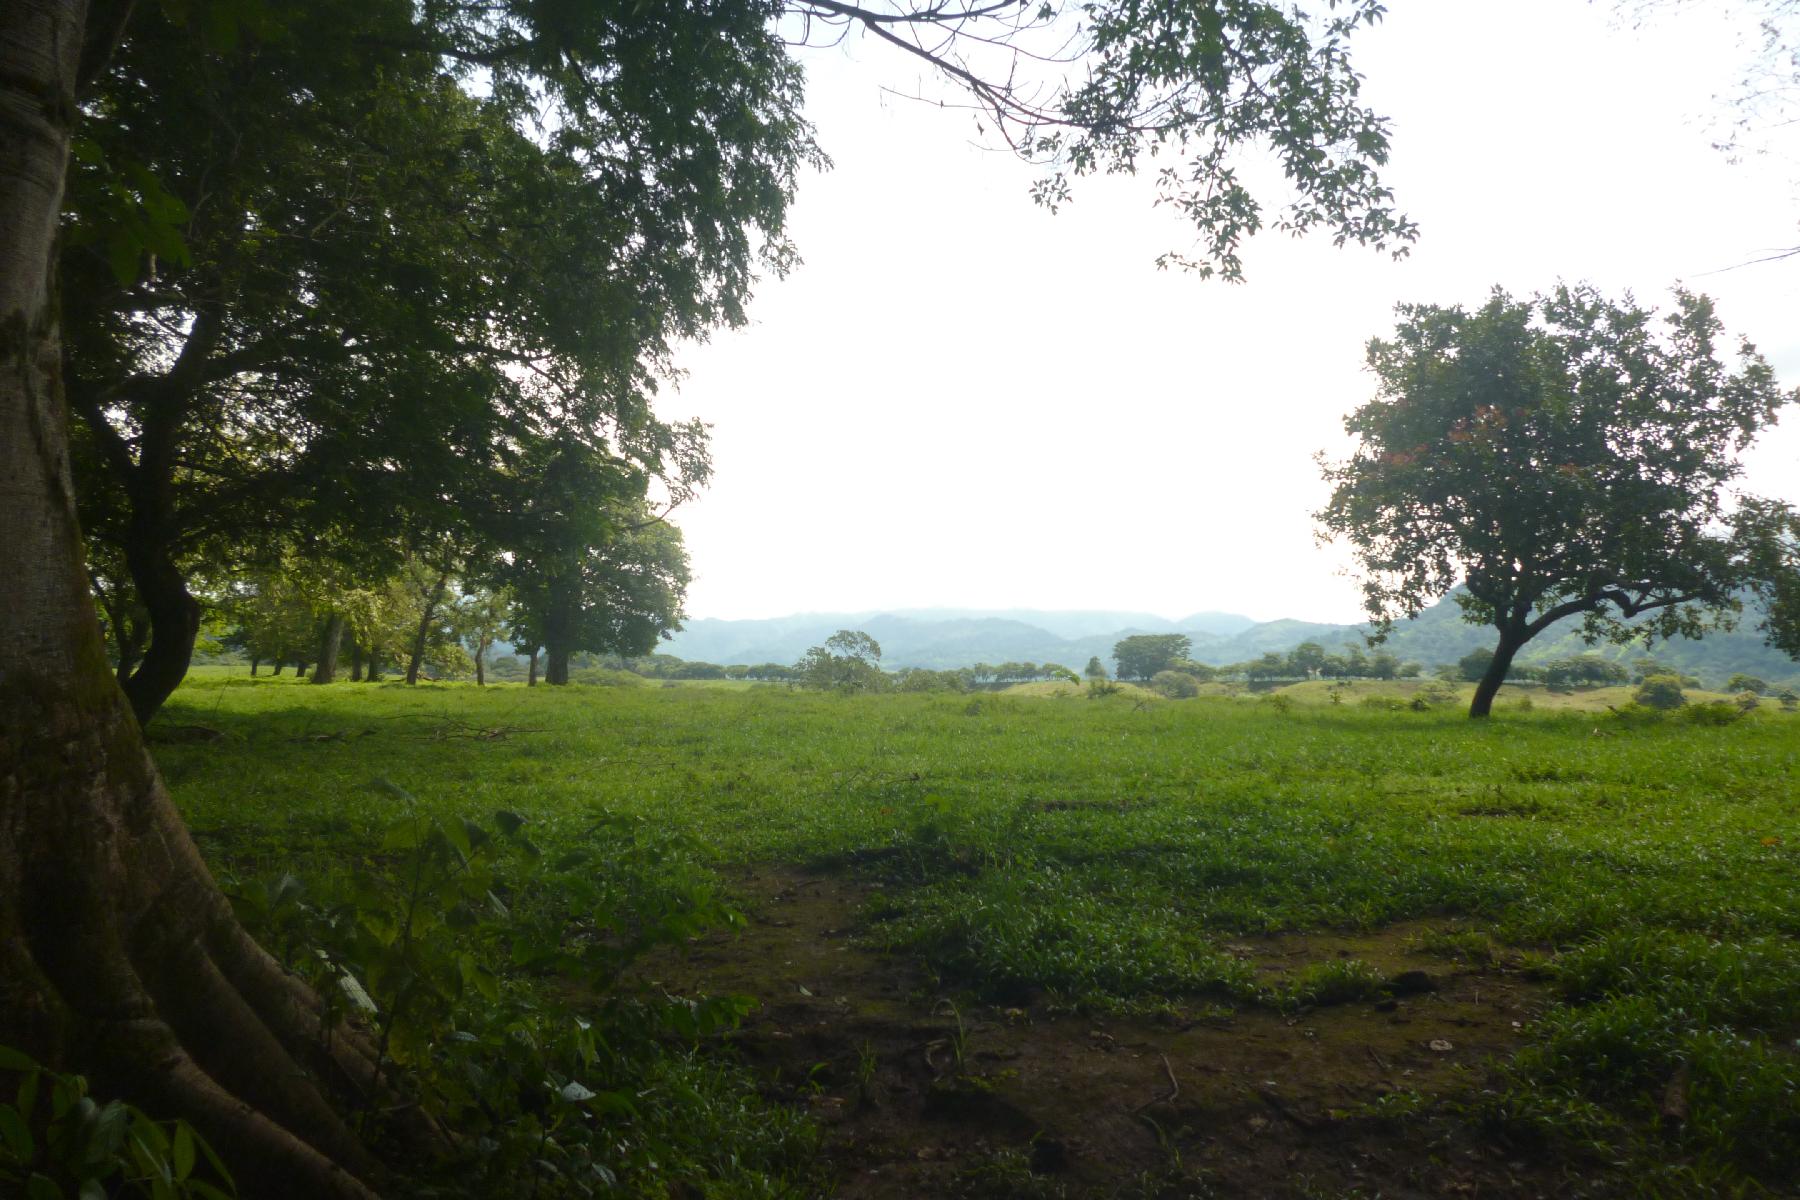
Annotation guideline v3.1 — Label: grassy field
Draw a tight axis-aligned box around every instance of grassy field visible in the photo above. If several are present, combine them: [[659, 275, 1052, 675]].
[[156, 670, 1800, 1198]]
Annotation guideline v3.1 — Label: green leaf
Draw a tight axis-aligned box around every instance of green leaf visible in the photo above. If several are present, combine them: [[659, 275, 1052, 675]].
[[0, 1047, 37, 1072], [27, 1173, 61, 1200], [172, 1122, 194, 1180], [106, 236, 140, 288], [0, 1105, 33, 1160]]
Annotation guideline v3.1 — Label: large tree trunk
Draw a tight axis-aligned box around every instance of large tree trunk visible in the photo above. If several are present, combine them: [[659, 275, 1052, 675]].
[[526, 646, 539, 687], [1469, 628, 1527, 719], [349, 642, 363, 682], [545, 644, 571, 685], [405, 568, 450, 685], [365, 645, 383, 682], [0, 7, 381, 1196], [474, 637, 487, 686], [311, 614, 345, 685], [250, 657, 259, 676]]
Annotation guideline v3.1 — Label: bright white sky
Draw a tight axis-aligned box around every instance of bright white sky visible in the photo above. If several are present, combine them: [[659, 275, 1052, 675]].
[[667, 0, 1800, 625]]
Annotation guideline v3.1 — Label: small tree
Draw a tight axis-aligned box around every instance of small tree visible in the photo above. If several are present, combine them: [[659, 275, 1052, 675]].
[[1726, 673, 1769, 695], [1084, 656, 1107, 680], [1112, 634, 1192, 681], [796, 630, 886, 692], [1634, 674, 1688, 710], [1318, 284, 1794, 718]]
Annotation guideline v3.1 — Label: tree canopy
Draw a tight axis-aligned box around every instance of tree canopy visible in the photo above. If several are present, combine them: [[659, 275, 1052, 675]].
[[1112, 633, 1193, 680], [1318, 284, 1798, 717]]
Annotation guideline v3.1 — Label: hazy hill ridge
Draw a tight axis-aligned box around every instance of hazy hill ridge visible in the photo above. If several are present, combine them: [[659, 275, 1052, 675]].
[[665, 596, 1799, 685]]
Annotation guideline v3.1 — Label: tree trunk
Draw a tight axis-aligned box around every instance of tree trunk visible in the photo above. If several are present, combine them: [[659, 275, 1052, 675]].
[[1469, 630, 1526, 719], [349, 642, 363, 682], [474, 637, 487, 686], [118, 520, 199, 727], [271, 660, 284, 676], [365, 646, 382, 682], [527, 646, 539, 687], [250, 657, 259, 677], [405, 568, 450, 685], [310, 615, 345, 685], [545, 645, 570, 685], [0, 8, 380, 1195], [296, 661, 309, 679]]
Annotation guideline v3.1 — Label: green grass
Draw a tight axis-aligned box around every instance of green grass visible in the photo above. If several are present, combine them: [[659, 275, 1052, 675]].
[[158, 670, 1800, 1193]]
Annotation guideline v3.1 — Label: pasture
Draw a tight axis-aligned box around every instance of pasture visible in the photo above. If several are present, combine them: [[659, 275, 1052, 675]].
[[156, 672, 1800, 1198]]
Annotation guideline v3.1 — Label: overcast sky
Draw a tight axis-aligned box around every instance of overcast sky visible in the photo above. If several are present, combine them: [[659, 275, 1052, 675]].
[[665, 0, 1800, 625]]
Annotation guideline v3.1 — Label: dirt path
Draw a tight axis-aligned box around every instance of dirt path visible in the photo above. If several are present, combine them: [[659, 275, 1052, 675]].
[[640, 870, 1583, 1199]]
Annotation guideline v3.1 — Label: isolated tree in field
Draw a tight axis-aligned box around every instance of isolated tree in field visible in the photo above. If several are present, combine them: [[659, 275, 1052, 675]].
[[1084, 655, 1107, 680], [797, 630, 887, 692], [1318, 284, 1795, 718], [2, 0, 1424, 1192], [1727, 673, 1769, 695], [1112, 634, 1193, 681]]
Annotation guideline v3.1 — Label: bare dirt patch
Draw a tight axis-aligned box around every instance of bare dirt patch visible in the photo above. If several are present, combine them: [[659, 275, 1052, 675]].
[[639, 870, 1578, 1199]]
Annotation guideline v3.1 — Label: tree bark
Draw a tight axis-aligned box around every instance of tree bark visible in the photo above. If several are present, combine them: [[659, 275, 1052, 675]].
[[118, 514, 199, 726], [271, 660, 284, 676], [0, 7, 380, 1195], [295, 661, 309, 680], [474, 637, 487, 686], [311, 614, 345, 685], [365, 645, 382, 682], [249, 657, 259, 677], [526, 646, 539, 687], [545, 645, 571, 685], [349, 642, 363, 682], [405, 568, 450, 685], [1469, 629, 1526, 719]]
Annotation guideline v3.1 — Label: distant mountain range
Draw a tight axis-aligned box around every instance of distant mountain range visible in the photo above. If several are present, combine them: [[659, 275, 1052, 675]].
[[664, 596, 1800, 686]]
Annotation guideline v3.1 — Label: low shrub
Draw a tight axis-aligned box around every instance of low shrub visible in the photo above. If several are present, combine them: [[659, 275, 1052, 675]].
[[1681, 700, 1742, 726], [1149, 670, 1199, 699], [1632, 674, 1686, 710]]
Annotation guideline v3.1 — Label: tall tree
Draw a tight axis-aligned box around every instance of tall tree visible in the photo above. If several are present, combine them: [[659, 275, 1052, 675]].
[[1, 3, 383, 1195], [65, 0, 811, 723], [1317, 284, 1796, 718]]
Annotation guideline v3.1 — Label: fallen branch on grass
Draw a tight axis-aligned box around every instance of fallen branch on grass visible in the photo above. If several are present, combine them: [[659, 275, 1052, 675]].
[[1130, 1053, 1180, 1113]]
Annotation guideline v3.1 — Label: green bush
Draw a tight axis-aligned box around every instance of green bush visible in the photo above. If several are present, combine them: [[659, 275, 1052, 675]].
[[1632, 674, 1687, 710], [567, 666, 647, 687], [1681, 700, 1743, 726], [1149, 670, 1199, 699]]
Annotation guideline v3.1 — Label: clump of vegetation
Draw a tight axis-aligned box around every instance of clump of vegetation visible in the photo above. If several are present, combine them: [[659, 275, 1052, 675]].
[[1280, 958, 1388, 1008], [0, 1048, 236, 1200], [1149, 670, 1199, 699], [1682, 700, 1743, 726], [1633, 674, 1688, 710]]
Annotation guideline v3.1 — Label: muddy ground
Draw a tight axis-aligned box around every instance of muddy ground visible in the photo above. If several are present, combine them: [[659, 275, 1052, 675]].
[[635, 870, 1616, 1199]]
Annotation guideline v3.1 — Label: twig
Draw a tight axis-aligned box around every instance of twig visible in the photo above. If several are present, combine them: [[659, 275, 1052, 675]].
[[1131, 1054, 1180, 1113]]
